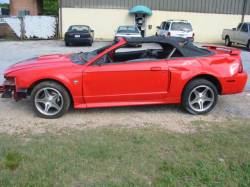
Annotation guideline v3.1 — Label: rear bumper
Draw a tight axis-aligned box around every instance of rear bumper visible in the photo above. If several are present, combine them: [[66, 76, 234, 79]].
[[221, 72, 248, 94], [65, 37, 93, 44]]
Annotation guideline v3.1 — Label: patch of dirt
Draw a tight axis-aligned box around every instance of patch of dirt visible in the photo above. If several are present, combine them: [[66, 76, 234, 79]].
[[0, 92, 249, 135]]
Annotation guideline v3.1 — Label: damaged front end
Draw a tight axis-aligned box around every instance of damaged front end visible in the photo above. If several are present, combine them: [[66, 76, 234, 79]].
[[0, 77, 27, 101], [0, 85, 4, 94]]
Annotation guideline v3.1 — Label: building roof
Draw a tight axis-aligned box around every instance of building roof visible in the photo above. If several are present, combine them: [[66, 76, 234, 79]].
[[61, 0, 250, 15]]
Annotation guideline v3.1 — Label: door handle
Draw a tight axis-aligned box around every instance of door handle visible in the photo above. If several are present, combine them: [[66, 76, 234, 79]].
[[150, 67, 162, 71]]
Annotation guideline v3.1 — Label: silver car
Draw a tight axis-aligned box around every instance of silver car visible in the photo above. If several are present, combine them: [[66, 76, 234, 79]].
[[222, 22, 250, 50], [114, 26, 142, 41]]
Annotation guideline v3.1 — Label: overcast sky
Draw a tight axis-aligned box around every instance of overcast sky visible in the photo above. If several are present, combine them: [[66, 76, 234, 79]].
[[0, 0, 9, 3]]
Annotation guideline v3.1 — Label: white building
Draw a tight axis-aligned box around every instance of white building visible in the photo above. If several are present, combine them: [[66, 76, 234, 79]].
[[59, 0, 250, 43]]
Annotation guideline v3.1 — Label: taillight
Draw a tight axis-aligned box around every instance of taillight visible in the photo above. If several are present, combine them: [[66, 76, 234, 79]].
[[238, 59, 243, 73], [166, 32, 171, 37]]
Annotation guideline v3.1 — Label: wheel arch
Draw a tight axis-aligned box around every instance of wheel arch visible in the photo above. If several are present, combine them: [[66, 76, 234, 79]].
[[27, 79, 74, 106], [182, 74, 222, 96]]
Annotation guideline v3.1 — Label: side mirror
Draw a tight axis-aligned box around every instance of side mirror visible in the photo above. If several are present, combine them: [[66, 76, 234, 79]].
[[156, 26, 160, 29], [91, 30, 94, 32], [232, 28, 236, 31]]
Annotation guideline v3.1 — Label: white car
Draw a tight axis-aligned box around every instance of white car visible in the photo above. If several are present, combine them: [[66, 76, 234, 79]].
[[114, 26, 142, 41], [156, 20, 194, 41]]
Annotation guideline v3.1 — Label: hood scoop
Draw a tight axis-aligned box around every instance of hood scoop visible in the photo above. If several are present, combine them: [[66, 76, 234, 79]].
[[38, 54, 64, 60]]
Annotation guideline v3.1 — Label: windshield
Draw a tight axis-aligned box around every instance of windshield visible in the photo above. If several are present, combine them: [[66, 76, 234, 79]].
[[171, 22, 193, 32], [70, 44, 113, 65], [68, 25, 89, 32], [117, 26, 140, 34]]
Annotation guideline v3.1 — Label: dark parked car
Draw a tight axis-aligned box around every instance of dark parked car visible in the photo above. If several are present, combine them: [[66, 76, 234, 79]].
[[64, 25, 94, 46]]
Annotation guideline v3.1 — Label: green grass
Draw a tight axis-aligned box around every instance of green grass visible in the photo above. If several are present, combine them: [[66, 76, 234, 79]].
[[0, 120, 250, 186]]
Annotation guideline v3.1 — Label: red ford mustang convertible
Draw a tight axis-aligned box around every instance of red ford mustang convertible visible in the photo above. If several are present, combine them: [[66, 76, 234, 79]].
[[1, 37, 248, 118]]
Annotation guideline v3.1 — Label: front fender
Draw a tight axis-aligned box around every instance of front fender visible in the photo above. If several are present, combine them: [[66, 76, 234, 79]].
[[8, 68, 84, 108]]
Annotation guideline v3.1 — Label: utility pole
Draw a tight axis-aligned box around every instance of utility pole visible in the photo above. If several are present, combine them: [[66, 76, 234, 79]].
[[241, 0, 247, 23]]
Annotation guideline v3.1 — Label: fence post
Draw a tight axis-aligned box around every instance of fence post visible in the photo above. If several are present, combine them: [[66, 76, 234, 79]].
[[20, 16, 25, 40], [58, 0, 63, 38]]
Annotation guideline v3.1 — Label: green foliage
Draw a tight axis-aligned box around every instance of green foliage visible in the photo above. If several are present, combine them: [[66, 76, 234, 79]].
[[43, 0, 58, 15], [0, 120, 249, 186], [3, 152, 22, 171], [0, 3, 9, 9]]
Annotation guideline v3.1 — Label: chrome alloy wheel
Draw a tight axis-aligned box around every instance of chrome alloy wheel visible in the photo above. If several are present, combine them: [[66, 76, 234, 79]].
[[188, 85, 215, 113], [34, 87, 64, 116]]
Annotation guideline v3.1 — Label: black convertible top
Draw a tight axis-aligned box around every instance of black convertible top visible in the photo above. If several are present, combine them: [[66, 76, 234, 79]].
[[125, 36, 212, 57]]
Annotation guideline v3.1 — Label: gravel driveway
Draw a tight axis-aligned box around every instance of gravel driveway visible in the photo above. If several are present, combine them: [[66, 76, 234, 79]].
[[0, 40, 249, 135]]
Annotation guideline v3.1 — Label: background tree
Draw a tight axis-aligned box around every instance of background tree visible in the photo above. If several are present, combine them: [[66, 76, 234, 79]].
[[0, 3, 9, 8], [43, 0, 58, 15]]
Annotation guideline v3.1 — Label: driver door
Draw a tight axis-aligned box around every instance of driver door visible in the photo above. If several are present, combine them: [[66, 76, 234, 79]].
[[82, 57, 169, 107]]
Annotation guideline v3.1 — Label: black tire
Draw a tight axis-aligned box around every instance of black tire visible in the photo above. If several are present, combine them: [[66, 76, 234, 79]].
[[182, 79, 218, 115], [65, 41, 70, 46], [88, 41, 93, 46], [31, 81, 71, 119], [247, 40, 250, 51], [225, 36, 232, 47]]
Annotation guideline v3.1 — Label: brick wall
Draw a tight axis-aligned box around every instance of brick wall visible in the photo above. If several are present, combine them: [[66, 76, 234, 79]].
[[10, 0, 42, 16], [0, 23, 16, 38]]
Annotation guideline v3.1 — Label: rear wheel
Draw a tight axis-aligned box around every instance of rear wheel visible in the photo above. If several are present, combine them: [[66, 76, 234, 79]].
[[247, 40, 250, 51], [225, 36, 232, 47], [65, 41, 70, 46], [182, 79, 218, 115], [31, 81, 71, 119], [88, 41, 93, 46]]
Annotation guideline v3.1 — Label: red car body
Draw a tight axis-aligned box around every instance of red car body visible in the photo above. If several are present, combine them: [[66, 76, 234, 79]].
[[1, 37, 248, 112]]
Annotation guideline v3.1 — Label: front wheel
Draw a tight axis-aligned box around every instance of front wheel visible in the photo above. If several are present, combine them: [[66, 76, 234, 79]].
[[31, 81, 71, 119], [225, 36, 232, 47], [182, 79, 218, 115]]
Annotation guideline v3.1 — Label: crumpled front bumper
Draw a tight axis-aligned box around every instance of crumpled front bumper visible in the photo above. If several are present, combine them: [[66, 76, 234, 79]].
[[0, 85, 15, 98], [0, 86, 4, 94], [0, 84, 28, 100]]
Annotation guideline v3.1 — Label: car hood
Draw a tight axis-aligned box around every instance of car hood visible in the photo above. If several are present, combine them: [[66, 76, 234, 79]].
[[4, 54, 73, 76]]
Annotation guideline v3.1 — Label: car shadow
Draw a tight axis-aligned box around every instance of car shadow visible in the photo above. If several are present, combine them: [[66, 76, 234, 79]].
[[1, 96, 185, 117]]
